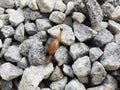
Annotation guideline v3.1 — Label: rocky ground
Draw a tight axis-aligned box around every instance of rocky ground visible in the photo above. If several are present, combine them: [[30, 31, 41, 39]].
[[0, 0, 120, 90]]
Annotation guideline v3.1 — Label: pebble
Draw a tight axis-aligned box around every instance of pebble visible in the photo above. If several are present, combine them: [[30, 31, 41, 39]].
[[47, 24, 75, 46], [114, 33, 120, 45], [49, 11, 66, 24], [100, 42, 120, 70], [0, 7, 5, 14], [0, 19, 4, 28], [0, 62, 23, 81], [18, 63, 54, 90], [65, 79, 86, 90], [73, 22, 97, 42], [55, 46, 71, 66], [0, 0, 14, 8], [4, 45, 22, 62], [72, 12, 86, 23], [50, 77, 67, 90], [27, 0, 38, 10], [91, 61, 107, 85], [70, 43, 89, 60], [20, 0, 28, 8], [93, 29, 113, 47], [0, 14, 9, 25], [41, 88, 51, 90], [89, 47, 103, 62], [17, 57, 28, 69], [1, 25, 14, 38]]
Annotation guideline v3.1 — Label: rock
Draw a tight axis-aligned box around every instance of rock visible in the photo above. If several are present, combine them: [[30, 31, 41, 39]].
[[70, 43, 89, 60], [86, 0, 103, 27], [65, 1, 74, 16], [50, 66, 64, 81], [54, 0, 66, 12], [114, 33, 120, 45], [72, 56, 91, 83], [36, 19, 52, 31], [4, 45, 22, 62], [0, 0, 14, 8], [65, 79, 86, 90], [87, 85, 105, 90], [72, 12, 86, 23], [73, 22, 97, 42], [103, 74, 118, 90], [0, 14, 9, 25], [25, 22, 37, 35], [28, 42, 46, 65], [14, 0, 20, 8], [89, 47, 103, 62], [0, 39, 2, 48], [91, 61, 106, 85], [0, 20, 3, 28], [55, 46, 71, 66], [108, 20, 120, 34], [0, 7, 5, 14], [17, 57, 28, 69], [1, 25, 14, 38], [50, 77, 67, 90], [14, 23, 25, 42], [49, 11, 66, 24], [37, 0, 56, 13], [63, 64, 74, 77], [18, 63, 54, 90], [8, 9, 24, 26], [63, 16, 73, 27], [100, 42, 120, 70], [27, 0, 38, 10], [110, 6, 120, 22], [0, 63, 23, 81], [41, 88, 51, 90], [47, 24, 75, 46], [93, 29, 113, 47], [0, 38, 12, 58], [63, 0, 74, 4], [20, 0, 28, 8]]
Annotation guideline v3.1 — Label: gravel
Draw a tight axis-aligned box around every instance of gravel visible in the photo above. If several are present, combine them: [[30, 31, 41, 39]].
[[17, 57, 28, 69], [0, 0, 14, 8]]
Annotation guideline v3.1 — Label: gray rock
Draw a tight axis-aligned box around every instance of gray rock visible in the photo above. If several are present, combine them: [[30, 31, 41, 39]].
[[91, 61, 106, 85], [36, 19, 52, 31], [41, 88, 51, 90], [49, 11, 66, 24], [0, 7, 5, 14], [63, 16, 73, 27], [0, 20, 3, 28], [108, 20, 120, 34], [4, 45, 22, 62], [63, 64, 74, 77], [70, 43, 89, 60], [28, 42, 46, 65], [89, 47, 103, 62], [14, 0, 20, 8], [65, 79, 86, 90], [100, 42, 120, 70], [0, 0, 14, 8], [27, 0, 38, 10], [17, 57, 28, 69], [14, 23, 25, 42], [72, 12, 86, 23], [37, 0, 56, 13], [86, 0, 103, 27], [0, 63, 23, 81], [63, 0, 74, 4], [25, 22, 37, 35], [50, 66, 64, 81], [0, 14, 9, 25], [20, 0, 28, 8], [114, 33, 120, 45], [0, 39, 2, 48], [50, 77, 67, 90], [72, 56, 91, 83], [73, 22, 97, 42], [18, 63, 54, 90], [54, 0, 66, 12], [93, 29, 113, 47], [55, 46, 71, 66], [47, 24, 75, 46], [87, 85, 105, 90], [1, 25, 14, 38]]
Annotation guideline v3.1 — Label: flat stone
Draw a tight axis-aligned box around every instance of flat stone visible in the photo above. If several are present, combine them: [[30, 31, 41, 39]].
[[73, 22, 97, 42], [47, 24, 75, 46], [70, 43, 89, 60], [0, 63, 23, 81], [0, 0, 14, 8], [27, 0, 38, 10], [17, 57, 28, 69]]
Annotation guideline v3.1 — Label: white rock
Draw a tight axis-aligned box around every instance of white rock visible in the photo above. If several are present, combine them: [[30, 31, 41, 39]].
[[47, 24, 75, 46], [49, 11, 66, 24], [17, 57, 28, 69], [27, 0, 38, 10], [41, 88, 51, 90], [0, 39, 2, 48], [0, 62, 23, 81], [0, 0, 14, 8], [20, 0, 28, 8], [0, 19, 3, 28]]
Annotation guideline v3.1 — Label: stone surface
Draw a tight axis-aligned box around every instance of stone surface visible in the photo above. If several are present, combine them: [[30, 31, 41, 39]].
[[100, 42, 120, 70], [0, 7, 5, 14], [0, 0, 14, 8], [65, 79, 86, 90], [89, 47, 103, 62], [17, 57, 28, 69], [47, 24, 75, 46], [18, 63, 54, 90], [0, 19, 3, 28], [73, 22, 97, 42], [93, 29, 113, 47], [114, 33, 120, 45], [4, 45, 22, 62], [50, 77, 67, 90], [87, 85, 105, 90], [27, 0, 38, 10], [0, 39, 2, 48], [0, 63, 23, 81], [20, 0, 28, 8], [70, 43, 89, 60], [0, 14, 9, 25], [41, 88, 51, 90], [49, 11, 66, 24]]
